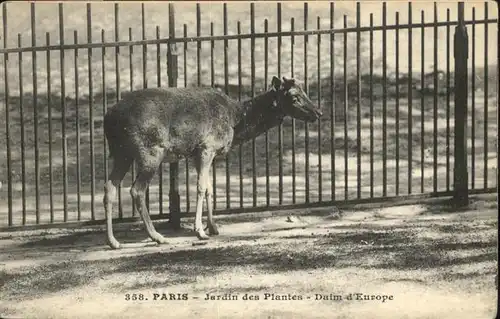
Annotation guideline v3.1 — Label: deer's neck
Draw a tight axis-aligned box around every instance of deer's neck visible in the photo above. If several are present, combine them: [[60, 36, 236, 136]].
[[231, 91, 283, 146]]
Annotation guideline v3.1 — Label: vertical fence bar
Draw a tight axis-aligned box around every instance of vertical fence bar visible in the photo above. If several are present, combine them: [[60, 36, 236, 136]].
[[264, 19, 270, 207], [343, 15, 348, 200], [237, 21, 243, 208], [142, 4, 147, 90], [87, 3, 96, 220], [211, 22, 217, 210], [277, 3, 284, 205], [432, 3, 438, 193], [183, 23, 190, 214], [167, 3, 181, 228], [114, 4, 123, 219], [446, 9, 451, 192], [317, 16, 323, 202], [395, 12, 400, 196], [223, 4, 230, 209], [195, 4, 203, 209], [31, 3, 40, 224], [101, 29, 108, 210], [3, 4, 12, 226], [251, 3, 257, 207], [74, 30, 81, 220], [453, 1, 469, 207], [18, 34, 27, 225], [483, 2, 488, 189], [304, 3, 310, 203], [471, 9, 476, 190], [141, 4, 150, 211], [330, 3, 335, 201], [420, 10, 425, 193], [382, 3, 387, 197], [156, 25, 164, 215], [291, 17, 297, 204], [128, 27, 136, 217], [369, 13, 374, 198], [114, 4, 120, 103], [46, 33, 54, 223], [408, 2, 413, 194], [196, 4, 201, 87], [356, 3, 361, 199], [59, 3, 68, 221]]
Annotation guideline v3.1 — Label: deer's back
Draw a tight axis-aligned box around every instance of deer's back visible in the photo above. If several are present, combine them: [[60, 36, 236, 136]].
[[104, 87, 240, 159]]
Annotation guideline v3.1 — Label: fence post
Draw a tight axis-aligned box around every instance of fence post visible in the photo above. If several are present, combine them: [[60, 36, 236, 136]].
[[167, 3, 181, 229], [453, 2, 469, 207]]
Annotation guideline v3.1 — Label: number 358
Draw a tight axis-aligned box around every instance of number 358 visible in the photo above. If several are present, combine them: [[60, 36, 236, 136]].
[[125, 293, 145, 301]]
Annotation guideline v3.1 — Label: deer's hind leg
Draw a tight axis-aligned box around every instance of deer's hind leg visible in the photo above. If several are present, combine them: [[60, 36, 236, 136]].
[[193, 148, 216, 240], [104, 156, 133, 249], [130, 147, 168, 245]]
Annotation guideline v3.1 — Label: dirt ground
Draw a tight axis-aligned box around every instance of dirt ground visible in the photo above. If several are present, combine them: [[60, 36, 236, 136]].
[[0, 196, 497, 319]]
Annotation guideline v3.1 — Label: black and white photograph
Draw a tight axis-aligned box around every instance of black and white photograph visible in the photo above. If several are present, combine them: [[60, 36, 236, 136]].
[[0, 1, 498, 318]]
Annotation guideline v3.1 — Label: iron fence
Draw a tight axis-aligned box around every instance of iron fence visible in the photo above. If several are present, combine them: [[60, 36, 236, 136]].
[[0, 1, 497, 229]]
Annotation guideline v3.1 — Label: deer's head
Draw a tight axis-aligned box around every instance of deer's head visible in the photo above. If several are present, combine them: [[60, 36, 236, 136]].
[[233, 76, 323, 145], [270, 76, 323, 123]]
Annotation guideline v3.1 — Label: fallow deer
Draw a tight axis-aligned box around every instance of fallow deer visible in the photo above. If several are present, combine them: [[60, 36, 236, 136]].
[[103, 76, 322, 249]]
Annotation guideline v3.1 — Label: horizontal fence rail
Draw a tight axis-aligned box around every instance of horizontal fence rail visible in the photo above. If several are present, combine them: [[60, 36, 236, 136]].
[[0, 1, 497, 228], [0, 19, 499, 55]]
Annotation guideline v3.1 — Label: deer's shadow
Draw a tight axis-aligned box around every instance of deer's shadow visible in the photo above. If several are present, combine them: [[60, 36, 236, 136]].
[[11, 221, 196, 254]]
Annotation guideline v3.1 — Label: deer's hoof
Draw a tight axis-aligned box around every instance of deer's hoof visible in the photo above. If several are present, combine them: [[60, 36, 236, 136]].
[[107, 238, 121, 250], [151, 233, 168, 245], [195, 228, 210, 240], [207, 224, 219, 236]]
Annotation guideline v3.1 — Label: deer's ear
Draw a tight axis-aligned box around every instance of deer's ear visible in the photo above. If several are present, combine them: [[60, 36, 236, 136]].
[[282, 77, 295, 89], [271, 76, 282, 90]]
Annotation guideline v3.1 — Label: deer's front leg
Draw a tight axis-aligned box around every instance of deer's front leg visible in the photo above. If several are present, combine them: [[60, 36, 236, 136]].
[[205, 175, 219, 236], [194, 181, 209, 240]]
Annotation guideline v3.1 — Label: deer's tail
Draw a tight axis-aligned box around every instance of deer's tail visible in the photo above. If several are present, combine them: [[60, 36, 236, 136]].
[[103, 111, 118, 160]]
